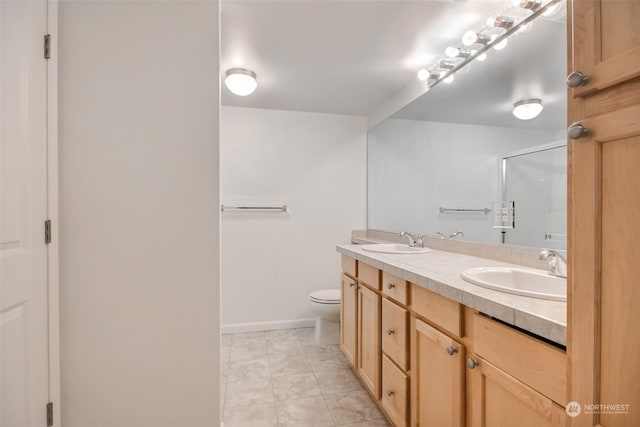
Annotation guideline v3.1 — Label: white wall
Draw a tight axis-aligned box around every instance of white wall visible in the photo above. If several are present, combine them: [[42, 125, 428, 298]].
[[220, 106, 367, 331], [368, 119, 560, 243], [58, 2, 220, 426]]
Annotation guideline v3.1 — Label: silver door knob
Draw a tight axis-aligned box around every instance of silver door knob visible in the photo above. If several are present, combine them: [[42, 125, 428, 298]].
[[568, 123, 590, 140], [446, 346, 458, 356], [387, 328, 395, 335], [387, 282, 395, 289], [566, 71, 590, 88], [467, 358, 480, 369], [386, 389, 395, 397]]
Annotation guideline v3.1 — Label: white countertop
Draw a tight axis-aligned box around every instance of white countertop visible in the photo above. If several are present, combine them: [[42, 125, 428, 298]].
[[336, 244, 567, 346]]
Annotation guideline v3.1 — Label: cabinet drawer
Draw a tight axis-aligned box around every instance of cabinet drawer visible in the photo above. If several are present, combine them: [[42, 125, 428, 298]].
[[381, 354, 408, 427], [412, 284, 462, 337], [358, 262, 381, 290], [473, 314, 567, 405], [342, 255, 357, 278], [382, 271, 408, 305], [382, 298, 408, 370]]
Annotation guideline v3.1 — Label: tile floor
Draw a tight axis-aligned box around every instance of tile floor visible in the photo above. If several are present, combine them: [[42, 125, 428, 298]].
[[221, 327, 391, 427]]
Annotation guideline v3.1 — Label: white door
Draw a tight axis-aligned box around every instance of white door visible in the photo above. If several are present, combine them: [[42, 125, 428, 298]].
[[1, 0, 50, 426]]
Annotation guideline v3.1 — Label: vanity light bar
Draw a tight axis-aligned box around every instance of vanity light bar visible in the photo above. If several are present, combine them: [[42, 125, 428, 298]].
[[417, 0, 563, 90]]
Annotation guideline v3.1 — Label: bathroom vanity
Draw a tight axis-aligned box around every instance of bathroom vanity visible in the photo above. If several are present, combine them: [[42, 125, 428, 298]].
[[337, 244, 567, 427]]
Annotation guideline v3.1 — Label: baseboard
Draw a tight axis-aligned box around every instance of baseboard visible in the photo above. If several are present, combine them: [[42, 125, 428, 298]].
[[221, 318, 316, 334]]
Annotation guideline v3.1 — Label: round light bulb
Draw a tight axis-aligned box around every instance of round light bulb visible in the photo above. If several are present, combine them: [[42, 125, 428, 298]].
[[443, 74, 455, 84], [517, 21, 533, 34], [445, 47, 460, 58], [513, 99, 543, 120], [462, 30, 478, 46], [491, 34, 508, 50], [225, 68, 257, 96], [417, 68, 430, 81]]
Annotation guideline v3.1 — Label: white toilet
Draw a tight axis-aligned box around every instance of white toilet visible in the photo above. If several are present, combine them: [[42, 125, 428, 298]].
[[309, 289, 341, 345]]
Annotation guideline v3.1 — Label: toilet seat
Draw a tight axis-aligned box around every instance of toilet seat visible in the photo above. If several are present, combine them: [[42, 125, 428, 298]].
[[310, 289, 340, 304]]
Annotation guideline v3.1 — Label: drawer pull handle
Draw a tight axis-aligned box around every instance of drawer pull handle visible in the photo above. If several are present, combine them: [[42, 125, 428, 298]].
[[467, 358, 480, 369], [566, 71, 590, 88], [446, 345, 458, 356], [387, 329, 395, 335], [387, 282, 395, 289], [386, 389, 395, 397]]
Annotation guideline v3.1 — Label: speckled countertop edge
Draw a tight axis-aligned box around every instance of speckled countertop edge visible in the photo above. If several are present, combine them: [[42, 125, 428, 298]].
[[336, 244, 567, 346]]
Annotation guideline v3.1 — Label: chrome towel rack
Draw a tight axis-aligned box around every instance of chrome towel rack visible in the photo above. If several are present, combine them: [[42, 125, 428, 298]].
[[221, 204, 288, 212], [439, 207, 491, 214]]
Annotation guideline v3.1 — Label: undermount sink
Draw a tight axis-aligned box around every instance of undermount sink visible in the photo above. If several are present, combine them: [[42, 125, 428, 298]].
[[461, 267, 566, 301], [361, 243, 432, 255]]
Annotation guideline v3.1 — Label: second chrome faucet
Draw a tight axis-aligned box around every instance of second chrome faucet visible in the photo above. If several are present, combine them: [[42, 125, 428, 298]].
[[400, 231, 425, 248]]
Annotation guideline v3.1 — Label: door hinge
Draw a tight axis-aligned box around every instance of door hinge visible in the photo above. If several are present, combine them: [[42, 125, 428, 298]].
[[44, 34, 51, 59], [46, 402, 53, 426], [45, 219, 52, 244]]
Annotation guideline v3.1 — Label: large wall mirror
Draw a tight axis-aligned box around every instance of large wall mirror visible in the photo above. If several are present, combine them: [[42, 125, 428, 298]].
[[367, 12, 567, 251]]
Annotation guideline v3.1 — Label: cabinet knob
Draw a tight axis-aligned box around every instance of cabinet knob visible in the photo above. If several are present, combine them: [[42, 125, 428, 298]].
[[349, 282, 356, 287], [386, 389, 395, 397], [386, 328, 395, 335], [568, 123, 590, 140], [467, 358, 480, 369], [566, 71, 590, 88], [446, 345, 458, 356], [387, 282, 395, 289]]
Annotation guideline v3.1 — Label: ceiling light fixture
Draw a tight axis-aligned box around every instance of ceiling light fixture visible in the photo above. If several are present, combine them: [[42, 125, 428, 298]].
[[513, 99, 543, 120], [462, 31, 490, 46], [224, 68, 257, 96], [445, 47, 472, 59], [417, 68, 430, 81]]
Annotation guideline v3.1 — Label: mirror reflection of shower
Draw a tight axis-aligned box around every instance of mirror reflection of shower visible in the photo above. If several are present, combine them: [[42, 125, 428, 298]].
[[501, 141, 567, 250]]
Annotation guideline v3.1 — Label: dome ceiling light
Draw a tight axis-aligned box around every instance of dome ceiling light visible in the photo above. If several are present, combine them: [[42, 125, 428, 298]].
[[224, 68, 257, 96], [513, 98, 544, 120]]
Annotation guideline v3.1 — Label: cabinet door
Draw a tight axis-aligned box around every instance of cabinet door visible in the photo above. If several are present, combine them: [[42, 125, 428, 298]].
[[570, 0, 640, 96], [357, 284, 381, 398], [468, 356, 566, 427], [570, 106, 640, 426], [411, 318, 464, 427], [340, 274, 358, 367]]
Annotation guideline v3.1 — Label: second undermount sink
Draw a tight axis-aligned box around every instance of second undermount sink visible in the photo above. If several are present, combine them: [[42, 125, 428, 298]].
[[362, 243, 432, 254], [461, 267, 566, 301]]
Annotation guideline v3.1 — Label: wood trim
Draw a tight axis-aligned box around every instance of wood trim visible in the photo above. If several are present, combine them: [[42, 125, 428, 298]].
[[358, 262, 381, 290], [341, 255, 357, 279], [357, 284, 381, 398]]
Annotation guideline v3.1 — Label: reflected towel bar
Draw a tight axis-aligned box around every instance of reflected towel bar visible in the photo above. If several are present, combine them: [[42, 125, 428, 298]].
[[221, 204, 288, 212], [439, 207, 491, 214]]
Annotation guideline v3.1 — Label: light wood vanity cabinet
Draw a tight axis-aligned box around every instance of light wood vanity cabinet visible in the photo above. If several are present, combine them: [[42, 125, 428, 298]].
[[341, 258, 568, 427], [468, 314, 567, 427], [569, 1, 640, 425]]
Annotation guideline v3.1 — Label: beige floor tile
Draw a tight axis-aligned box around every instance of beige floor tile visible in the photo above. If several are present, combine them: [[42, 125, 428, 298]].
[[229, 342, 268, 361], [221, 334, 233, 347], [267, 339, 304, 355], [228, 357, 270, 381], [268, 352, 312, 377], [309, 352, 348, 372], [231, 331, 266, 346], [272, 373, 322, 401], [315, 367, 364, 394], [336, 418, 391, 426], [222, 402, 278, 427], [276, 396, 335, 427], [225, 378, 274, 408], [324, 390, 384, 424]]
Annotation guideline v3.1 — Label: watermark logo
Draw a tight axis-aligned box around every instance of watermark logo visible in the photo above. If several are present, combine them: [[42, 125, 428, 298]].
[[566, 401, 631, 417], [566, 401, 582, 417]]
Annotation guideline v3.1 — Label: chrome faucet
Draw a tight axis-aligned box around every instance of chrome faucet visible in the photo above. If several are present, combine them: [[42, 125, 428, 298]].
[[449, 231, 464, 239], [400, 231, 425, 248], [538, 249, 567, 278], [436, 232, 446, 239]]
